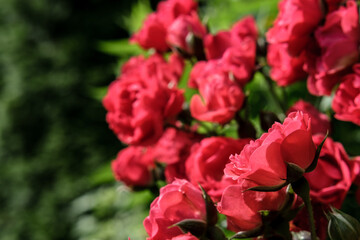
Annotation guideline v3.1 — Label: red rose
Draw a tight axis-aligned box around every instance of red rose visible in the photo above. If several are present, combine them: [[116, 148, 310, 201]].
[[218, 181, 287, 232], [185, 137, 250, 201], [157, 0, 198, 28], [188, 60, 221, 88], [204, 31, 231, 60], [266, 0, 324, 56], [267, 43, 307, 86], [305, 135, 358, 208], [288, 100, 330, 135], [103, 54, 184, 145], [221, 43, 256, 87], [332, 64, 360, 125], [306, 0, 360, 96], [189, 62, 245, 124], [225, 111, 316, 187], [171, 233, 198, 240], [152, 128, 200, 182], [204, 16, 257, 86], [143, 179, 206, 240], [326, 0, 345, 12], [131, 0, 197, 52], [111, 146, 154, 187], [130, 13, 168, 52], [166, 12, 207, 55]]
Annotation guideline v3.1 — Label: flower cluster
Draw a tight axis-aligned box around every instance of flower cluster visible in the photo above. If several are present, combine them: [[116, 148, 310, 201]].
[[267, 0, 360, 125], [103, 0, 360, 239]]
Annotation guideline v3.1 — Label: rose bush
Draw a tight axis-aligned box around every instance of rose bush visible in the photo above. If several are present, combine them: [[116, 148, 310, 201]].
[[104, 0, 360, 239]]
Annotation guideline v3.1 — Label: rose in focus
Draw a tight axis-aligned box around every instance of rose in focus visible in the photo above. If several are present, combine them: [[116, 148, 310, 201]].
[[225, 111, 316, 187]]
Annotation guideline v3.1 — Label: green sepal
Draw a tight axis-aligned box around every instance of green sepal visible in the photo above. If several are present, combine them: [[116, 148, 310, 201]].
[[327, 207, 360, 240], [199, 184, 218, 226], [247, 181, 287, 192], [172, 219, 207, 237], [286, 162, 305, 183], [305, 132, 328, 173], [230, 225, 263, 239], [205, 226, 227, 240]]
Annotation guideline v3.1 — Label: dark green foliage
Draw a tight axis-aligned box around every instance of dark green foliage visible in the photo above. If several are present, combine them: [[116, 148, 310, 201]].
[[0, 0, 140, 239]]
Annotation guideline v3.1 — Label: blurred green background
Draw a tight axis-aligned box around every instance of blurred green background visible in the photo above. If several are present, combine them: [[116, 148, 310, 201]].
[[1, 0, 359, 239]]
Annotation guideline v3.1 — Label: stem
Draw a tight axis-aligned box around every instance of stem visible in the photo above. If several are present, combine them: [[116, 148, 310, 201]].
[[259, 69, 287, 114], [291, 177, 317, 240], [304, 195, 317, 240]]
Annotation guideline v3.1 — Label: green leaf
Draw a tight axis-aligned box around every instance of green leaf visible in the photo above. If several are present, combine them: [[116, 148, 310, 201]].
[[121, 0, 152, 33], [305, 132, 328, 173], [230, 225, 263, 239], [172, 219, 207, 237], [178, 60, 198, 103], [90, 163, 115, 187], [87, 86, 109, 102], [327, 207, 360, 240], [97, 39, 145, 57]]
